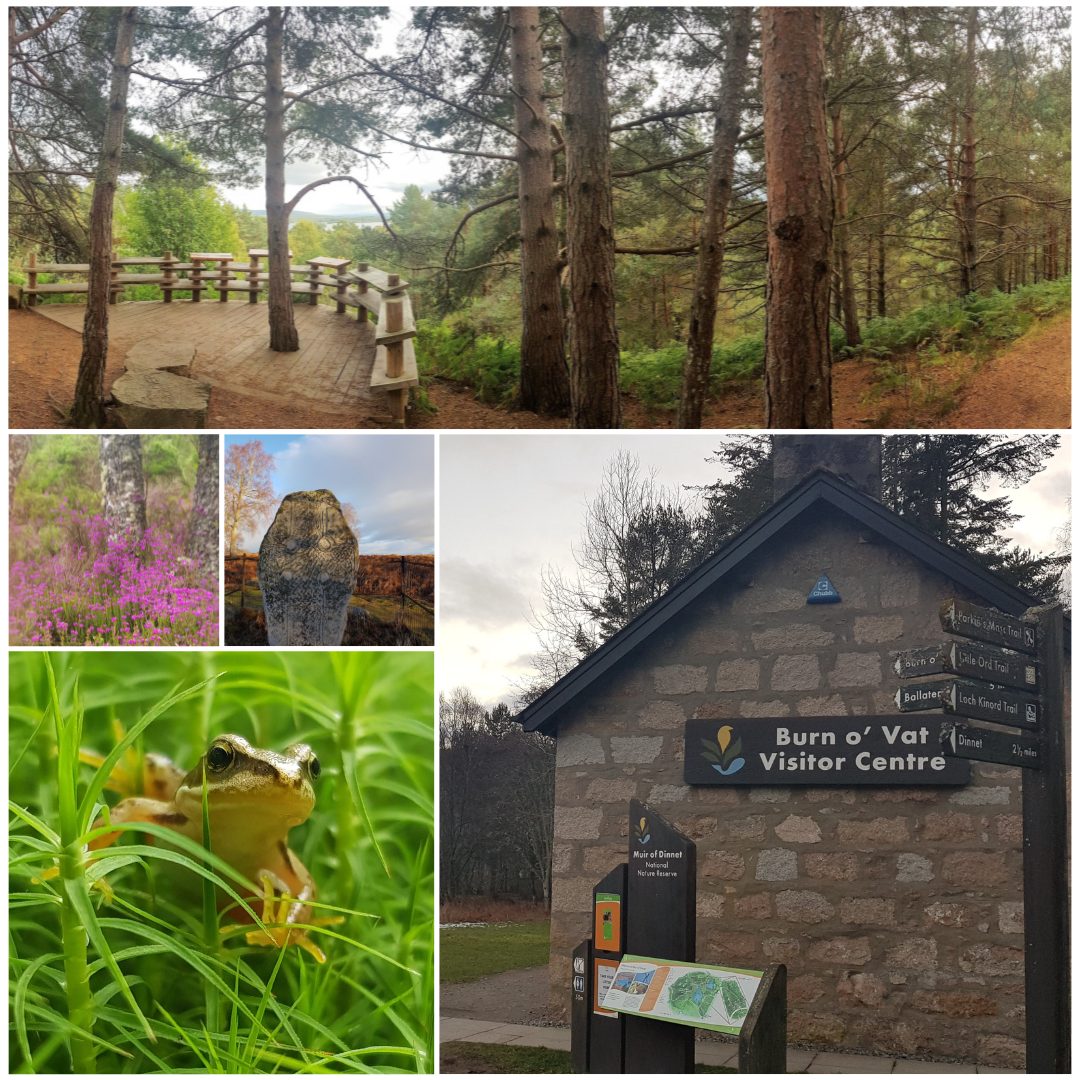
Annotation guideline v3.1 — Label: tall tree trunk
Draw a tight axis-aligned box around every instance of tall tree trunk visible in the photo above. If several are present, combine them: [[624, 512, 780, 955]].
[[679, 6, 753, 428], [994, 201, 1008, 292], [830, 103, 861, 346], [186, 434, 219, 579], [10, 435, 32, 511], [957, 7, 978, 296], [100, 434, 146, 543], [510, 7, 570, 415], [561, 6, 621, 428], [877, 225, 886, 316], [761, 7, 834, 428], [265, 7, 298, 352], [865, 233, 873, 323], [70, 8, 136, 428]]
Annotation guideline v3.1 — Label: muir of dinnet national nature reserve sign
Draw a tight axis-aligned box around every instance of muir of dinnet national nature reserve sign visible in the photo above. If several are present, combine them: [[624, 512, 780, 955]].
[[601, 955, 763, 1035], [684, 717, 971, 785]]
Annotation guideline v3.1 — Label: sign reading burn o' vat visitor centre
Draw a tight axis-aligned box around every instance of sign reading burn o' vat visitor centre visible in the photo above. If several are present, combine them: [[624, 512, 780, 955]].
[[684, 716, 970, 786]]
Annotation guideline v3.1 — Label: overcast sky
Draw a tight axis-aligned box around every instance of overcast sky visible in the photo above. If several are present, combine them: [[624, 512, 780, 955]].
[[225, 433, 434, 554], [439, 433, 1071, 709], [221, 9, 447, 217]]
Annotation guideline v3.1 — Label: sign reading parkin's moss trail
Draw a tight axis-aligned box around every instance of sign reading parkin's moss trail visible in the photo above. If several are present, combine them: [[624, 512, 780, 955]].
[[684, 717, 970, 786], [601, 955, 763, 1036]]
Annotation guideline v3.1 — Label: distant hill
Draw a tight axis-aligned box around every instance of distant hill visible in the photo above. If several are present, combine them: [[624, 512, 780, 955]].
[[248, 209, 381, 224]]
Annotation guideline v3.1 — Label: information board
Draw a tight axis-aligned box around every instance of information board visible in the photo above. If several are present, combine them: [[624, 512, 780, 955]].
[[602, 954, 763, 1035]]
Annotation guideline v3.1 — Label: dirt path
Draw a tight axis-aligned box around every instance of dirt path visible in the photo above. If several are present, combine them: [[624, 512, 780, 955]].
[[943, 315, 1070, 428], [442, 965, 557, 1025], [10, 306, 1069, 430]]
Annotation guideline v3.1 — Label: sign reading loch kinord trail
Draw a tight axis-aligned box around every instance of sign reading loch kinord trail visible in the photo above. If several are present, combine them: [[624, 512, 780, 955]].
[[943, 679, 1039, 729], [894, 599, 1069, 1073], [684, 717, 969, 786]]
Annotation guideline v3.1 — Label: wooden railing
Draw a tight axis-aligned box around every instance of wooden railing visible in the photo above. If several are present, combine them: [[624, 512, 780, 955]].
[[18, 249, 418, 424]]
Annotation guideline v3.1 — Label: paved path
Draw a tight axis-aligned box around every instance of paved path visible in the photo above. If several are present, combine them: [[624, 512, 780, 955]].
[[440, 1017, 1021, 1074], [33, 301, 375, 417]]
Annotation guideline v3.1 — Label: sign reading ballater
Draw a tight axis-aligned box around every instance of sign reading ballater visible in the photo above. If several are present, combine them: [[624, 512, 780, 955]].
[[685, 717, 970, 786]]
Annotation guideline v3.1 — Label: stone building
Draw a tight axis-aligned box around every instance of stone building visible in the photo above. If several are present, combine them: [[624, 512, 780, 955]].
[[517, 436, 1066, 1069]]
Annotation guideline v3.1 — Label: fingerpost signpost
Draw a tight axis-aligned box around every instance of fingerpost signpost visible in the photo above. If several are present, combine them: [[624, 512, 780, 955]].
[[894, 600, 1069, 1074]]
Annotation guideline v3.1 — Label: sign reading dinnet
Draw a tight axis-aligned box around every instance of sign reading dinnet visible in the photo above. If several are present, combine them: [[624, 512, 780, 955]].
[[684, 717, 970, 786]]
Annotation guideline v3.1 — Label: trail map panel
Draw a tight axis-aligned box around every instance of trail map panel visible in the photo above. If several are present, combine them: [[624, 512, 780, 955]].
[[601, 955, 763, 1035]]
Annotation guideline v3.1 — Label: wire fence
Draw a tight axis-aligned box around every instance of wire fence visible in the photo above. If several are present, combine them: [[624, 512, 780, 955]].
[[225, 554, 434, 641]]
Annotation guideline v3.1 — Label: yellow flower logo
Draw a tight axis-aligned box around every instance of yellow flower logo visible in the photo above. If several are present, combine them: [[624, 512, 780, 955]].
[[701, 724, 746, 777], [635, 815, 651, 845]]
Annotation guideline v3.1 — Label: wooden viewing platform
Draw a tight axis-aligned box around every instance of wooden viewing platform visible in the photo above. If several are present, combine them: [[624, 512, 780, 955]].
[[18, 250, 418, 425]]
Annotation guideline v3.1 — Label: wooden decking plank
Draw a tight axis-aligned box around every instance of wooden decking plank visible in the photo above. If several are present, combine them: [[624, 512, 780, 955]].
[[31, 301, 376, 410]]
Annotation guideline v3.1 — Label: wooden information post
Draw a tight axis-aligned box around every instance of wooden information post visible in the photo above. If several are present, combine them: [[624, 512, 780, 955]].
[[570, 802, 786, 1073], [895, 600, 1069, 1074]]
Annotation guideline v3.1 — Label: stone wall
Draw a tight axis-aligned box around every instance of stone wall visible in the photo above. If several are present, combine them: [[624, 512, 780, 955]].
[[548, 510, 1051, 1068]]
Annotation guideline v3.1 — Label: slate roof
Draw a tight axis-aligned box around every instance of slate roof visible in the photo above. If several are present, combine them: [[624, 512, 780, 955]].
[[517, 468, 1059, 737]]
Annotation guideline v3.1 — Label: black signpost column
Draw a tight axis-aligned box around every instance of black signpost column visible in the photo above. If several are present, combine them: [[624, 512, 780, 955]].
[[896, 599, 1070, 1073], [1020, 605, 1069, 1074], [570, 940, 591, 1073], [624, 799, 696, 1073]]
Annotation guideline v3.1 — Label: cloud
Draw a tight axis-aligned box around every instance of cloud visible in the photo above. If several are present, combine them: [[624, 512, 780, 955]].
[[440, 558, 533, 631], [234, 434, 433, 554]]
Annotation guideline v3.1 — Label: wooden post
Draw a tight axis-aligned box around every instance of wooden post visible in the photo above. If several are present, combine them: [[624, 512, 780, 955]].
[[1022, 603, 1069, 1073], [26, 251, 37, 307], [239, 555, 247, 610], [738, 965, 787, 1073], [218, 256, 229, 302], [248, 251, 259, 304], [108, 248, 119, 305], [308, 259, 320, 306], [356, 262, 369, 322], [336, 268, 348, 314], [386, 298, 404, 379], [162, 250, 174, 303], [191, 255, 202, 302]]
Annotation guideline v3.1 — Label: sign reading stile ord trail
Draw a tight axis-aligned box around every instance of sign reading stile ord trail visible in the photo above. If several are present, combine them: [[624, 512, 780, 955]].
[[895, 599, 1069, 1073], [893, 641, 1038, 691]]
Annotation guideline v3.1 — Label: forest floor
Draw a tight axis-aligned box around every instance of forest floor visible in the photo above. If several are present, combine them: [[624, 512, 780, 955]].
[[417, 314, 1071, 430], [11, 308, 1068, 430]]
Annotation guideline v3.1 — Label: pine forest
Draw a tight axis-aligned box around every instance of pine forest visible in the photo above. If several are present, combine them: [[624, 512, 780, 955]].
[[8, 6, 1071, 429]]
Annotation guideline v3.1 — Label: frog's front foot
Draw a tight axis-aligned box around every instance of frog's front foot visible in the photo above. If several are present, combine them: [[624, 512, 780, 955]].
[[241, 872, 340, 964]]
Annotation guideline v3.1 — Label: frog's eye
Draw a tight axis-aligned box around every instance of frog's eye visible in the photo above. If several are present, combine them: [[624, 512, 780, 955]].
[[207, 743, 234, 772], [308, 755, 321, 781]]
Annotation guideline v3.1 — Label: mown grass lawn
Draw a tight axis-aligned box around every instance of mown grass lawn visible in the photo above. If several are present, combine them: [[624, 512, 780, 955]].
[[440, 920, 550, 983]]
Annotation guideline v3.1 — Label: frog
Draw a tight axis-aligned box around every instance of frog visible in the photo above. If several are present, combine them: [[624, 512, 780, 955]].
[[87, 733, 332, 962]]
